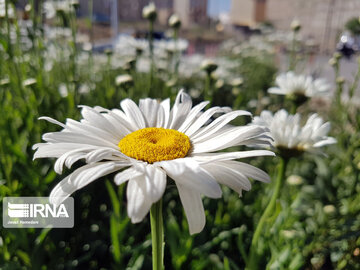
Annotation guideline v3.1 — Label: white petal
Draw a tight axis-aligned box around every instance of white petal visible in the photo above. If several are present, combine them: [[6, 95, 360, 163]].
[[42, 131, 117, 149], [157, 158, 222, 198], [33, 143, 86, 159], [167, 89, 193, 129], [85, 148, 123, 163], [192, 126, 269, 153], [121, 99, 146, 130], [160, 98, 170, 128], [54, 147, 91, 174], [38, 116, 66, 128], [201, 163, 250, 194], [184, 106, 231, 137], [191, 150, 275, 163], [268, 87, 285, 95], [66, 118, 120, 144], [191, 110, 251, 142], [114, 167, 142, 185], [144, 165, 167, 203], [176, 183, 205, 235], [126, 175, 152, 223], [79, 106, 120, 139], [313, 137, 337, 147], [177, 101, 209, 132], [216, 161, 270, 183], [139, 98, 161, 127], [50, 162, 126, 205]]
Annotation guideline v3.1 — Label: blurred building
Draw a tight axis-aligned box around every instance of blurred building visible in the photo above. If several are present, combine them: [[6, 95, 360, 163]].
[[230, 0, 360, 51], [78, 0, 208, 28], [230, 0, 266, 26]]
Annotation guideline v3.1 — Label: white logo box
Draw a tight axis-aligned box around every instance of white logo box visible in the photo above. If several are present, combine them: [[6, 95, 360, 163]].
[[3, 197, 74, 228]]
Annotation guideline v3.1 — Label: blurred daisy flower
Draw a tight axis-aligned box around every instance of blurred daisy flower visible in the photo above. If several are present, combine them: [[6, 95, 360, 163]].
[[268, 72, 331, 105], [252, 109, 336, 158], [33, 90, 273, 234], [0, 0, 15, 19]]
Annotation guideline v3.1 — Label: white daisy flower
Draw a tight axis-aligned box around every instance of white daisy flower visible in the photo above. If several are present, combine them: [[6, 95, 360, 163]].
[[252, 109, 336, 158], [33, 90, 274, 234], [268, 72, 331, 103]]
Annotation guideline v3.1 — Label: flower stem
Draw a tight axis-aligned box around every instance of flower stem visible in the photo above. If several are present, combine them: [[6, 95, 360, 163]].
[[289, 31, 297, 71], [247, 157, 288, 270], [150, 199, 164, 270], [204, 73, 212, 107]]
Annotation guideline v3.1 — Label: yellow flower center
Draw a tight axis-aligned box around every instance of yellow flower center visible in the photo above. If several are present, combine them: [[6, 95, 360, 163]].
[[118, 127, 191, 164]]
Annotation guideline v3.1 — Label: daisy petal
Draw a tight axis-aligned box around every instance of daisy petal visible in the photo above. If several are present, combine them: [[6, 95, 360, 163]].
[[127, 175, 152, 223], [139, 98, 161, 127], [191, 110, 252, 141], [50, 162, 126, 205], [114, 167, 142, 185], [216, 161, 270, 183], [184, 106, 231, 137], [176, 183, 205, 235], [191, 150, 275, 163], [144, 165, 167, 203], [201, 163, 249, 195], [157, 158, 222, 198], [177, 101, 209, 132], [168, 90, 193, 129], [121, 99, 146, 130], [38, 116, 66, 128]]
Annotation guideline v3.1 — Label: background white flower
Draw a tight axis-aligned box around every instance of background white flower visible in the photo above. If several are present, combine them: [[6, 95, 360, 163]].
[[33, 90, 274, 234], [252, 109, 336, 157], [268, 72, 331, 99]]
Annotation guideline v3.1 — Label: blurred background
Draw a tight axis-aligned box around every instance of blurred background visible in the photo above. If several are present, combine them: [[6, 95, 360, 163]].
[[1, 0, 360, 269]]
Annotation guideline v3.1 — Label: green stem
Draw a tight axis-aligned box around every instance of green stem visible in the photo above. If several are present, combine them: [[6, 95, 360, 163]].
[[290, 102, 297, 114], [289, 32, 297, 71], [204, 73, 212, 106], [173, 29, 180, 76], [247, 157, 288, 270], [150, 199, 164, 270]]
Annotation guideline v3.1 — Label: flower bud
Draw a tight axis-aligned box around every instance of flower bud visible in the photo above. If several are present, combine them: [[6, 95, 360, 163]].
[[0, 78, 10, 86], [201, 59, 218, 74], [115, 74, 133, 89], [142, 2, 157, 22], [290, 19, 301, 32], [230, 78, 243, 88], [336, 77, 345, 85], [70, 0, 80, 9], [168, 14, 181, 29], [23, 78, 37, 87], [323, 204, 336, 215], [286, 175, 304, 186], [215, 79, 224, 89]]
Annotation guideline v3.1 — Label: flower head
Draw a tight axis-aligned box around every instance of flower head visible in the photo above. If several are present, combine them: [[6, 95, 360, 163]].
[[115, 74, 133, 89], [142, 2, 157, 21], [290, 19, 301, 32], [201, 59, 218, 74], [168, 14, 181, 29], [268, 72, 331, 105], [252, 109, 336, 158], [34, 91, 273, 234]]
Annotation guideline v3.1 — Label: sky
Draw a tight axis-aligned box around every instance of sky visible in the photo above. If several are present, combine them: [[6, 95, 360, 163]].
[[207, 0, 231, 17]]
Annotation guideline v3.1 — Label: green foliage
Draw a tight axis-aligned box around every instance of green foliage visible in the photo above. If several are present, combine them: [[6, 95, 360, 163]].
[[345, 17, 360, 36]]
